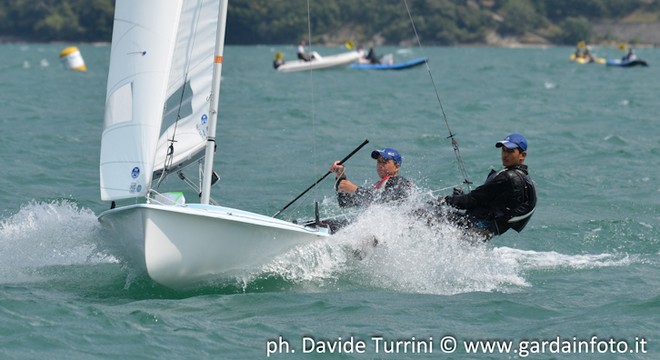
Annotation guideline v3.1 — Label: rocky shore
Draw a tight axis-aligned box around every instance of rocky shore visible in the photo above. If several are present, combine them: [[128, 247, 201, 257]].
[[486, 22, 660, 48]]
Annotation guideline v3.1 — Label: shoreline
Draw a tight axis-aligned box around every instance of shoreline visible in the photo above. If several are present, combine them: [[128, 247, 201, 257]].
[[2, 40, 657, 49]]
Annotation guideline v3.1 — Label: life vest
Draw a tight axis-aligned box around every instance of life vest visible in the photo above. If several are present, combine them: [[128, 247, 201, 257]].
[[503, 168, 537, 232]]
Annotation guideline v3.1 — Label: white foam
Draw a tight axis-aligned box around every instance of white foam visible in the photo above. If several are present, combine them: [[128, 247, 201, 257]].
[[254, 200, 526, 295], [0, 200, 112, 284], [254, 195, 639, 295], [0, 197, 636, 292], [493, 247, 634, 270]]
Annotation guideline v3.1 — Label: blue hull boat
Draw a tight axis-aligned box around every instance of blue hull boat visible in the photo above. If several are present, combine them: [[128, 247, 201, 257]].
[[351, 57, 428, 70], [606, 59, 648, 67]]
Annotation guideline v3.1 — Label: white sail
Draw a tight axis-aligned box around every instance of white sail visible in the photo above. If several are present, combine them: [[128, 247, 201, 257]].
[[98, 0, 331, 290], [154, 0, 221, 179], [100, 0, 219, 201]]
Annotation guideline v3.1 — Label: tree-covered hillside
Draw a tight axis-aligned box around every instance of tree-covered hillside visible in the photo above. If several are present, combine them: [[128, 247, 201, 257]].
[[1, 0, 659, 45]]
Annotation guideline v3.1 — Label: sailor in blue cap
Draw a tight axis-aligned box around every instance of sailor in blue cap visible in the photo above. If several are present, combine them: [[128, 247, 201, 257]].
[[439, 133, 537, 239], [329, 147, 411, 210]]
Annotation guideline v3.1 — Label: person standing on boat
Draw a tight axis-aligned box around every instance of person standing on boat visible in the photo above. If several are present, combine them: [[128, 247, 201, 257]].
[[366, 47, 380, 64], [435, 133, 536, 240], [330, 147, 411, 208], [622, 47, 637, 62], [297, 41, 311, 62]]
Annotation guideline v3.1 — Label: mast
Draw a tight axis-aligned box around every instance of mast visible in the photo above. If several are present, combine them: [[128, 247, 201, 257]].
[[200, 0, 228, 204]]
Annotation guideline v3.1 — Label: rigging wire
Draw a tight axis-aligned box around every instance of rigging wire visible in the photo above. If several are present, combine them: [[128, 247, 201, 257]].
[[402, 0, 472, 191], [155, 3, 204, 192], [306, 0, 319, 166], [284, 0, 321, 216]]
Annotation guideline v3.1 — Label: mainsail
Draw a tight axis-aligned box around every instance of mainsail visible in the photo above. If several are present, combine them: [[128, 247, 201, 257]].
[[100, 0, 219, 201]]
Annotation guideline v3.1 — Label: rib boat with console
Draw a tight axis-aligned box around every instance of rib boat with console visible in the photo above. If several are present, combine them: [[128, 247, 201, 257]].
[[274, 50, 362, 73]]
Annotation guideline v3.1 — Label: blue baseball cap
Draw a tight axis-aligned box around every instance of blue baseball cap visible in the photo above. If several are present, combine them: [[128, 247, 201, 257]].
[[371, 147, 402, 164], [496, 133, 527, 151]]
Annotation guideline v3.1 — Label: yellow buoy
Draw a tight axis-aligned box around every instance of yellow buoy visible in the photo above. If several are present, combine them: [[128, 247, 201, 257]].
[[59, 46, 87, 72]]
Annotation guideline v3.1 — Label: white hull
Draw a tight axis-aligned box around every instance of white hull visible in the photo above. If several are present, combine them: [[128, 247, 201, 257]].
[[98, 203, 329, 289], [277, 51, 361, 73]]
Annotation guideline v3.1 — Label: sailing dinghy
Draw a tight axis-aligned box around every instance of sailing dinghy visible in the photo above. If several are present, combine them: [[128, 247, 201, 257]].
[[98, 0, 329, 290]]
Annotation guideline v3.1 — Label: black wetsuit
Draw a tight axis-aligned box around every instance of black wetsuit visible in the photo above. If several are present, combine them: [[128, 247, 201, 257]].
[[443, 165, 536, 236], [321, 175, 411, 233], [366, 48, 380, 64], [337, 175, 411, 208]]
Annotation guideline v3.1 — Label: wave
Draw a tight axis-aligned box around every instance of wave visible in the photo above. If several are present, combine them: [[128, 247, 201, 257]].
[[0, 199, 644, 296]]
